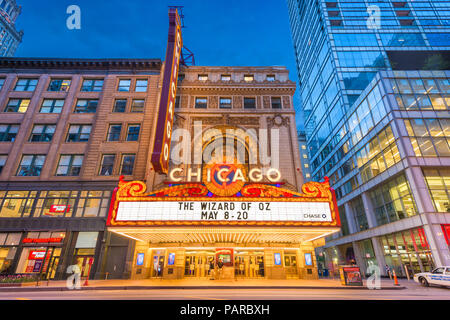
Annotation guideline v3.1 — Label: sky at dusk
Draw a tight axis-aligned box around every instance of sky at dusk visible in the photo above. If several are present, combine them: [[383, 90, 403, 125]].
[[14, 0, 302, 126]]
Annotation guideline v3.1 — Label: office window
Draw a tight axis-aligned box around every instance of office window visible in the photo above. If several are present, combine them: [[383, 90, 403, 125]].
[[81, 79, 104, 92], [0, 78, 5, 90], [107, 124, 122, 142], [5, 98, 30, 113], [271, 97, 282, 109], [221, 74, 231, 81], [66, 125, 91, 142], [405, 119, 450, 157], [56, 155, 84, 176], [120, 154, 135, 175], [126, 124, 140, 141], [40, 99, 64, 113], [47, 79, 71, 92], [135, 79, 148, 92], [195, 97, 207, 109], [99, 154, 115, 176], [0, 124, 19, 142], [118, 79, 131, 92], [0, 191, 37, 218], [34, 191, 77, 218], [29, 124, 56, 142], [14, 78, 38, 91], [75, 190, 111, 217], [0, 155, 6, 174], [423, 169, 450, 213], [16, 155, 46, 177], [266, 75, 275, 81], [131, 99, 145, 112], [74, 99, 98, 113], [198, 74, 208, 81], [113, 99, 127, 113], [175, 96, 180, 109], [244, 97, 256, 109], [219, 97, 232, 109], [370, 174, 417, 226], [244, 75, 254, 82]]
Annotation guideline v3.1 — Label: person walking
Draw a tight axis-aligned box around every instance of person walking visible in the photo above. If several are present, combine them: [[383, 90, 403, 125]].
[[217, 258, 224, 280]]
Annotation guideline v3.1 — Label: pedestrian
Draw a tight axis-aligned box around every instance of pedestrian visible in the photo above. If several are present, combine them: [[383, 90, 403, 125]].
[[217, 258, 224, 280], [385, 264, 391, 279]]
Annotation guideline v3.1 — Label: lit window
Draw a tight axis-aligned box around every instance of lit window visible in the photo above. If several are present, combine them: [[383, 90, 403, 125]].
[[198, 74, 208, 81], [306, 174, 311, 178], [5, 99, 30, 113], [266, 75, 275, 81], [244, 75, 254, 82], [304, 164, 309, 168], [0, 155, 6, 174], [48, 79, 71, 92], [301, 145, 306, 150], [303, 154, 308, 159], [221, 74, 231, 81]]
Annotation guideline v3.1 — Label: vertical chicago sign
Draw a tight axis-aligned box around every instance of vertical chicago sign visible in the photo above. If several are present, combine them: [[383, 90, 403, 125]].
[[151, 8, 183, 173]]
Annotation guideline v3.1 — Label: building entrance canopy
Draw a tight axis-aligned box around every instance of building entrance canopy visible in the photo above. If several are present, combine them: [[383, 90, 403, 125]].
[[107, 177, 341, 244]]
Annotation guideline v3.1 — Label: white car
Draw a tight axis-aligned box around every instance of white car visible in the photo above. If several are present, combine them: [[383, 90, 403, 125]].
[[414, 266, 450, 288]]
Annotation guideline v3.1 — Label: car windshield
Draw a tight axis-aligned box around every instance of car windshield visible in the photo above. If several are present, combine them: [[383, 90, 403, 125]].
[[432, 268, 444, 274]]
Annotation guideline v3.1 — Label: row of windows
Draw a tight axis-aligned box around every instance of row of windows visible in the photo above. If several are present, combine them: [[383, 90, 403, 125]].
[[0, 123, 141, 143], [405, 118, 450, 157], [0, 78, 149, 93], [3, 98, 146, 114], [190, 96, 283, 109], [0, 153, 137, 177], [189, 74, 276, 82], [0, 190, 111, 218]]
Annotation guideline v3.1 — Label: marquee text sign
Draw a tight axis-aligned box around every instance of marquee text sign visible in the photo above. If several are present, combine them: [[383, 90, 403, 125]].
[[116, 201, 332, 222], [151, 8, 183, 173]]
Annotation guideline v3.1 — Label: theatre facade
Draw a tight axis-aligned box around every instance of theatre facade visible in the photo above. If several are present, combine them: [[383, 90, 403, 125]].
[[106, 63, 341, 280]]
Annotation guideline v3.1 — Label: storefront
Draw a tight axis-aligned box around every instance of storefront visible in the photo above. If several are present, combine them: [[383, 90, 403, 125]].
[[15, 232, 65, 279], [107, 177, 341, 281], [380, 227, 435, 276]]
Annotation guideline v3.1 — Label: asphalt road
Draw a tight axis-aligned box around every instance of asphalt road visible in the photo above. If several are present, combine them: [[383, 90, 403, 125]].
[[0, 284, 448, 300]]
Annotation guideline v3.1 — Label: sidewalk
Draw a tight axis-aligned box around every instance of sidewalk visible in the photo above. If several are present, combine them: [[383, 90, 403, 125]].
[[0, 278, 407, 292]]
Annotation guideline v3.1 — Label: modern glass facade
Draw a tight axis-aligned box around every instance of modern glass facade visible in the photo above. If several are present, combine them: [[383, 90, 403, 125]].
[[287, 0, 450, 276]]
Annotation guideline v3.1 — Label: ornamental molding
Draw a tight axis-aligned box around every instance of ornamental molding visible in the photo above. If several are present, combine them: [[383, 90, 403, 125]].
[[267, 114, 290, 128]]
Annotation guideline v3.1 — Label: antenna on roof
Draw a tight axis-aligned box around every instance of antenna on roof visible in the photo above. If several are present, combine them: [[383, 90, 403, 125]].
[[168, 5, 195, 66]]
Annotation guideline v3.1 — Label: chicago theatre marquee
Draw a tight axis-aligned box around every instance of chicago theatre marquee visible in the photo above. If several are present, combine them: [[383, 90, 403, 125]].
[[106, 8, 341, 280]]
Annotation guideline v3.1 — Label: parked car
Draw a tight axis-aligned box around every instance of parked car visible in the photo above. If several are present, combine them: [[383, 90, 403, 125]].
[[414, 266, 450, 288]]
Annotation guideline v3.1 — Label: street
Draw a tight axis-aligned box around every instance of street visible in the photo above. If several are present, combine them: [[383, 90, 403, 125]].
[[0, 282, 448, 300]]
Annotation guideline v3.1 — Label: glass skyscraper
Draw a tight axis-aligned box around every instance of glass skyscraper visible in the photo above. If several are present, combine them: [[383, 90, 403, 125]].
[[287, 0, 450, 277], [0, 0, 22, 57]]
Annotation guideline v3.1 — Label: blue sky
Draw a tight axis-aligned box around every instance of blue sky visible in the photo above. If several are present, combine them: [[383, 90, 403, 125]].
[[15, 0, 302, 126]]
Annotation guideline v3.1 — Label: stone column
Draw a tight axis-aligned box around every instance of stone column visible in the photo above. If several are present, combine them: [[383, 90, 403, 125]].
[[361, 192, 377, 229], [371, 237, 388, 276], [344, 202, 358, 234], [352, 241, 367, 276]]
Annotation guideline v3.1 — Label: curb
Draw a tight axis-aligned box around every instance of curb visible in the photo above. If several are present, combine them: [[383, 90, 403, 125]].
[[0, 285, 406, 292]]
